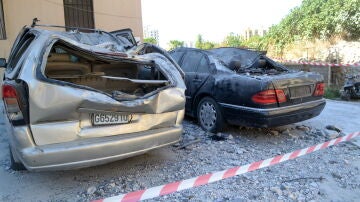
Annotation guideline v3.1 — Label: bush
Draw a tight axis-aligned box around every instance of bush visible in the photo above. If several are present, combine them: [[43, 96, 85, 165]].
[[324, 86, 341, 99], [143, 37, 158, 45]]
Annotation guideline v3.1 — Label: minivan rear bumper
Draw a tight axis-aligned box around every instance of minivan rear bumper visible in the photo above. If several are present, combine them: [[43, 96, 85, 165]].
[[11, 126, 182, 171], [220, 99, 326, 128]]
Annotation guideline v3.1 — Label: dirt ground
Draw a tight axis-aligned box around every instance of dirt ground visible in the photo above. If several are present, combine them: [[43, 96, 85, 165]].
[[0, 99, 359, 202]]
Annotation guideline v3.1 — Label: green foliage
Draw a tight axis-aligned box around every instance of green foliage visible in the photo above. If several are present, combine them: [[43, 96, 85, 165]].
[[324, 86, 341, 99], [143, 37, 158, 45], [222, 33, 243, 47], [195, 34, 204, 49], [168, 40, 185, 50], [195, 34, 218, 49], [201, 41, 216, 49], [242, 35, 267, 50], [266, 0, 360, 53]]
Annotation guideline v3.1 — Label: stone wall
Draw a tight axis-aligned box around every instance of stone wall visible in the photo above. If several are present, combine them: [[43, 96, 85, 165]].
[[283, 63, 360, 87]]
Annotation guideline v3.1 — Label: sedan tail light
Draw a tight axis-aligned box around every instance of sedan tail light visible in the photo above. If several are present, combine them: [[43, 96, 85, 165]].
[[313, 83, 325, 96], [2, 84, 24, 123], [252, 89, 287, 105]]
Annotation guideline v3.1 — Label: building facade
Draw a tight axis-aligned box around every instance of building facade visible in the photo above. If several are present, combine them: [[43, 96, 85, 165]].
[[143, 25, 159, 45], [242, 27, 267, 41], [0, 0, 143, 59]]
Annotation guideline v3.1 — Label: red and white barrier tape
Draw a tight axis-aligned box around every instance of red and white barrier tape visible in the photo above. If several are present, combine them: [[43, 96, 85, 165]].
[[273, 58, 360, 67], [93, 131, 360, 202]]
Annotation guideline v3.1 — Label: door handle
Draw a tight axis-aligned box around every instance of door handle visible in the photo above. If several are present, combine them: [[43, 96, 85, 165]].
[[193, 78, 202, 82]]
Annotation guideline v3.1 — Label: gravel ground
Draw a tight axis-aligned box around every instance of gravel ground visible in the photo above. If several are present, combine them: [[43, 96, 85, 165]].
[[0, 100, 359, 201]]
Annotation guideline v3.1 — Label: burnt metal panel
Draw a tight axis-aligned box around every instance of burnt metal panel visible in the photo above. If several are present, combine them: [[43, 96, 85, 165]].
[[63, 0, 94, 31]]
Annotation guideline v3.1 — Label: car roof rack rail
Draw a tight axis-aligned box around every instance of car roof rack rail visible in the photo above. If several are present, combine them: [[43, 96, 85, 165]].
[[30, 18, 123, 45]]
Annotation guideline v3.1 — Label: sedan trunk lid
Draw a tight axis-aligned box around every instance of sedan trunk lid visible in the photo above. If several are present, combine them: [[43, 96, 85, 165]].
[[268, 71, 324, 107]]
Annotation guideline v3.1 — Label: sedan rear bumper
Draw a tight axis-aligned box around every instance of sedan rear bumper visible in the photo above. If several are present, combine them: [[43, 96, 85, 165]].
[[13, 126, 182, 171], [220, 99, 326, 128]]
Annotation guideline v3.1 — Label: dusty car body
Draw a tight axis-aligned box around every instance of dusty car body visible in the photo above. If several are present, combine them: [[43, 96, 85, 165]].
[[340, 74, 360, 100], [169, 47, 325, 132], [1, 26, 186, 171]]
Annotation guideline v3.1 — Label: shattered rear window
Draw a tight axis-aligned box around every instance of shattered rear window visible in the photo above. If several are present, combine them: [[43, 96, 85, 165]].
[[43, 42, 171, 101], [209, 47, 260, 68]]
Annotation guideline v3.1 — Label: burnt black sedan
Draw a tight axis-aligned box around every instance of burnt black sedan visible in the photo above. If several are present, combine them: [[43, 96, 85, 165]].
[[169, 47, 326, 132]]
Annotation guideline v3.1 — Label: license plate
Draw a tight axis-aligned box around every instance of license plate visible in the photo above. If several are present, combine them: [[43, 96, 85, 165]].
[[289, 85, 312, 99], [92, 113, 131, 125]]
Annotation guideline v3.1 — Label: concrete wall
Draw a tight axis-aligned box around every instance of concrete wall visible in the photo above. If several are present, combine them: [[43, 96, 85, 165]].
[[93, 0, 143, 39], [0, 0, 65, 97], [284, 63, 360, 87], [0, 0, 143, 59], [0, 0, 143, 97], [0, 0, 65, 59], [284, 64, 330, 83]]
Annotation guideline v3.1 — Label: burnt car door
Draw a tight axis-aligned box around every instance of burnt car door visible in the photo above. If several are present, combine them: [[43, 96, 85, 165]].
[[179, 51, 210, 112], [193, 54, 211, 93]]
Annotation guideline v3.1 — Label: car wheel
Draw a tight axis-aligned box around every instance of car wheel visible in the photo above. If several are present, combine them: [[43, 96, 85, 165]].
[[9, 146, 26, 171], [197, 97, 224, 133]]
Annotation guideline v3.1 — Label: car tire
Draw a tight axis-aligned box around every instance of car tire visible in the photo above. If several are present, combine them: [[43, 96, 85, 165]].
[[9, 146, 26, 171], [197, 97, 224, 133]]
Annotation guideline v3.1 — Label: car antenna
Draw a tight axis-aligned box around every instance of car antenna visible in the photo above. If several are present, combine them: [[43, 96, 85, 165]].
[[31, 18, 40, 28]]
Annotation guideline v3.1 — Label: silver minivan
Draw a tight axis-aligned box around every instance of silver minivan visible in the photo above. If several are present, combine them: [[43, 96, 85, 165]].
[[0, 25, 185, 171]]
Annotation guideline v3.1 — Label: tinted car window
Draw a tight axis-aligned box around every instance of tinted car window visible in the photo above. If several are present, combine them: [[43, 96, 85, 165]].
[[6, 34, 35, 73], [197, 55, 210, 73], [181, 51, 202, 72], [170, 51, 184, 63]]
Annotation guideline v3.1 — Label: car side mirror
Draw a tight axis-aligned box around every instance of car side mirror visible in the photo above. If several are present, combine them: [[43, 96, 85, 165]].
[[0, 58, 6, 68]]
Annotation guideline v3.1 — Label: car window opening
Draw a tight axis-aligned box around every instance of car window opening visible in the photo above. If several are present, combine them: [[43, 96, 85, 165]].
[[44, 42, 170, 101], [209, 48, 287, 76], [235, 56, 287, 75]]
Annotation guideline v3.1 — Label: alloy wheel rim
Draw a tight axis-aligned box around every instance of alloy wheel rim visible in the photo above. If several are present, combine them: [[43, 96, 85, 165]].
[[199, 101, 217, 130]]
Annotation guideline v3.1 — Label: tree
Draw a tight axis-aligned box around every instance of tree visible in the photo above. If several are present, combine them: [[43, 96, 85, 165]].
[[143, 37, 158, 45], [222, 33, 243, 47], [242, 35, 267, 50], [264, 0, 360, 53], [195, 34, 204, 49], [168, 40, 185, 50], [202, 41, 216, 50], [195, 34, 218, 49]]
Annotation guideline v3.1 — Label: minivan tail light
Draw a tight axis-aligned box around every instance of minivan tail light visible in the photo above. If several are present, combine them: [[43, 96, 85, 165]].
[[2, 85, 24, 122], [313, 83, 325, 96], [252, 89, 287, 105]]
